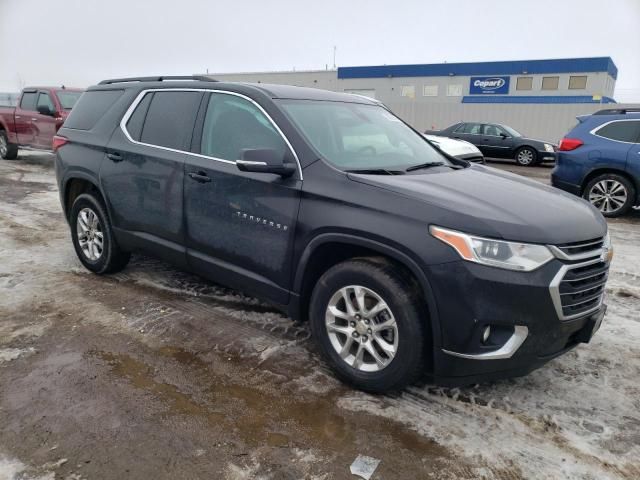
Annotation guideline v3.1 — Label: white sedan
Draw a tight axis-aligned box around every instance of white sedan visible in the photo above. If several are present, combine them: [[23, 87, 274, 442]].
[[423, 134, 485, 163]]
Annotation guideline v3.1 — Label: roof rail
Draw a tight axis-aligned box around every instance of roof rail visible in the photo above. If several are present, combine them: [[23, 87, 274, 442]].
[[593, 108, 640, 115], [98, 75, 217, 85]]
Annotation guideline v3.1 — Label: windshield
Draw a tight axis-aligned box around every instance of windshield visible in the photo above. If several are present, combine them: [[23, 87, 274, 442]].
[[56, 91, 83, 110], [278, 100, 449, 171], [501, 125, 522, 137]]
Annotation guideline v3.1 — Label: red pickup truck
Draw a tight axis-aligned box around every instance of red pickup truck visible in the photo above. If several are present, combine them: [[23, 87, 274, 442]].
[[0, 87, 83, 159]]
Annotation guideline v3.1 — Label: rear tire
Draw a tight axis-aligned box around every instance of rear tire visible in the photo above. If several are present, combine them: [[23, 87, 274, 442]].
[[0, 131, 18, 160], [70, 193, 130, 274], [515, 146, 537, 166], [583, 173, 635, 218], [309, 258, 427, 393]]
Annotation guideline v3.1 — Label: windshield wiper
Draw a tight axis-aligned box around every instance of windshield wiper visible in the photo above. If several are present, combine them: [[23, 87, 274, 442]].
[[345, 168, 405, 175], [405, 162, 446, 172]]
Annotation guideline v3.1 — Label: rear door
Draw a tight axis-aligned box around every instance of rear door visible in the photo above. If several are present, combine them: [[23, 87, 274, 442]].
[[592, 119, 640, 171], [14, 91, 37, 145], [33, 91, 58, 149], [101, 89, 203, 264], [453, 122, 484, 148], [183, 91, 302, 304]]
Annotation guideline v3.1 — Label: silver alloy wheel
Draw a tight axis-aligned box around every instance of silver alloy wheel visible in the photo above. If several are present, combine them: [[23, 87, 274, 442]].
[[76, 207, 104, 261], [588, 180, 628, 214], [325, 285, 398, 372], [516, 148, 534, 165], [0, 135, 7, 157]]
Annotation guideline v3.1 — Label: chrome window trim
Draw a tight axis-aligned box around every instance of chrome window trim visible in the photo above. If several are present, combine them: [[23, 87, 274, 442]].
[[549, 257, 606, 321], [442, 326, 528, 360], [119, 88, 303, 179], [589, 119, 640, 145]]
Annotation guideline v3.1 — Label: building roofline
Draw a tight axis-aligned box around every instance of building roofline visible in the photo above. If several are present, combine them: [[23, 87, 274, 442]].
[[338, 57, 618, 80], [198, 69, 336, 77]]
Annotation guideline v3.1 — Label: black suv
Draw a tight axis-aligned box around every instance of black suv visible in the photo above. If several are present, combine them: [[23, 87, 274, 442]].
[[55, 77, 611, 392]]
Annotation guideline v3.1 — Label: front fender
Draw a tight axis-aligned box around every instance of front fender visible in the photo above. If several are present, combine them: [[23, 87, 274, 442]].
[[293, 232, 443, 350]]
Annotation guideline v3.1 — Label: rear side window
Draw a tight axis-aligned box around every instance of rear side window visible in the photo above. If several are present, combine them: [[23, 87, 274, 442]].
[[126, 93, 153, 141], [595, 120, 640, 143], [64, 90, 124, 130], [20, 92, 37, 111], [460, 123, 482, 134], [139, 91, 202, 150]]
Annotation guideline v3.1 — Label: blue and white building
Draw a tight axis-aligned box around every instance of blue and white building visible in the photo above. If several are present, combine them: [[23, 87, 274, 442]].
[[206, 57, 624, 142]]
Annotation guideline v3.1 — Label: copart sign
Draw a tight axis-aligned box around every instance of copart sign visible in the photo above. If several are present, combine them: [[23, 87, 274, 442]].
[[469, 76, 510, 94]]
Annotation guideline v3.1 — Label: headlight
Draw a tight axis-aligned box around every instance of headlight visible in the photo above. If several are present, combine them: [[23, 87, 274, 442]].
[[430, 226, 554, 271], [544, 144, 555, 153]]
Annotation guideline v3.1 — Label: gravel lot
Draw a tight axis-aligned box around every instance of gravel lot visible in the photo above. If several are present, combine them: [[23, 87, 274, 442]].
[[1, 153, 638, 480]]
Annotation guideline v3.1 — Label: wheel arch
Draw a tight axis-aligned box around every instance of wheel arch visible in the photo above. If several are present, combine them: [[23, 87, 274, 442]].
[[62, 173, 107, 222], [291, 233, 441, 350], [580, 168, 639, 202]]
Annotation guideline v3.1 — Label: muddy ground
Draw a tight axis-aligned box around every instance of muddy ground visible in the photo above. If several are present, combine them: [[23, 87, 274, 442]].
[[0, 153, 638, 480]]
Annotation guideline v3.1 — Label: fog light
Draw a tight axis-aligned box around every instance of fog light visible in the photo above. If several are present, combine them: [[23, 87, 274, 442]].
[[482, 326, 491, 344]]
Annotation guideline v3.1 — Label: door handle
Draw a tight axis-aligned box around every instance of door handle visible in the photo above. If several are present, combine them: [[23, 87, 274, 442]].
[[188, 171, 211, 183], [15, 115, 21, 119], [32, 118, 38, 122], [106, 152, 123, 162]]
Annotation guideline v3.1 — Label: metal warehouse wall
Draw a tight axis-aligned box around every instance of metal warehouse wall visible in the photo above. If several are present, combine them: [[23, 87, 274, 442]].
[[388, 102, 640, 143]]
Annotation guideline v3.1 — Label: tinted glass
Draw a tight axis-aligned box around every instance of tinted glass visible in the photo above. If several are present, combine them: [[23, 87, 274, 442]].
[[37, 92, 55, 111], [201, 93, 287, 161], [279, 100, 448, 170], [20, 92, 37, 111], [64, 90, 124, 130], [56, 91, 82, 109], [483, 124, 501, 136], [569, 76, 587, 90], [542, 76, 559, 90], [126, 92, 152, 141], [596, 121, 640, 143], [140, 91, 202, 150], [501, 125, 522, 137], [463, 123, 482, 134], [516, 77, 533, 90]]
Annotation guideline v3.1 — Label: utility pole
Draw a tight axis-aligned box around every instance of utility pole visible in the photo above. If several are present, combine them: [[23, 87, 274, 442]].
[[333, 46, 337, 69]]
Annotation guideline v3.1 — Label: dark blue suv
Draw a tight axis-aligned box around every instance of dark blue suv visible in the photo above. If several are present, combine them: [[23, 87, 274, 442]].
[[552, 109, 640, 217]]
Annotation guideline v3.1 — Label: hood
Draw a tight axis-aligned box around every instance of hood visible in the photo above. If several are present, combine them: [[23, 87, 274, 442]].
[[424, 134, 481, 157], [348, 164, 606, 244]]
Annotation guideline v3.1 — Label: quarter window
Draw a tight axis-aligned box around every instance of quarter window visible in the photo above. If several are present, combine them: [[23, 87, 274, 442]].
[[542, 76, 559, 90], [139, 91, 202, 151], [569, 75, 587, 90], [516, 77, 533, 90], [200, 93, 288, 161], [595, 121, 640, 143], [126, 92, 153, 141], [20, 92, 37, 111]]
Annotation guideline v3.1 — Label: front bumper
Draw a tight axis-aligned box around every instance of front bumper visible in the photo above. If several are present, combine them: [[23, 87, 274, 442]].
[[537, 149, 556, 163], [426, 258, 608, 386]]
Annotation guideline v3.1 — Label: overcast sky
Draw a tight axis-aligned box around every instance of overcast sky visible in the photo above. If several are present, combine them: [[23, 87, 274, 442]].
[[1, 0, 639, 101]]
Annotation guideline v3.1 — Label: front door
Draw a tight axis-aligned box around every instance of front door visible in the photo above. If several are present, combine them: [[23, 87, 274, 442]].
[[101, 90, 203, 264], [183, 91, 302, 304], [33, 91, 58, 149], [481, 124, 514, 158]]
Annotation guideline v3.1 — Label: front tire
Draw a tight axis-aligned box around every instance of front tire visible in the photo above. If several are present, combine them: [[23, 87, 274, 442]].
[[70, 193, 130, 274], [583, 173, 635, 218], [0, 131, 18, 160], [515, 146, 537, 166], [309, 258, 427, 393]]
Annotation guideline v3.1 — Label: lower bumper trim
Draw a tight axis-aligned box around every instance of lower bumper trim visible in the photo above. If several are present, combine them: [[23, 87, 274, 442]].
[[442, 326, 529, 360]]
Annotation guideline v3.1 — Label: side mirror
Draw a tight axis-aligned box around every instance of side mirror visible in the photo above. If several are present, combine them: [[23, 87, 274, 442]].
[[37, 105, 55, 116], [236, 148, 296, 177], [500, 133, 510, 139]]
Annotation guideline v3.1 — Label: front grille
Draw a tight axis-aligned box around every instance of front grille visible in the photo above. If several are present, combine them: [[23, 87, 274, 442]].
[[552, 260, 608, 320], [555, 237, 604, 258]]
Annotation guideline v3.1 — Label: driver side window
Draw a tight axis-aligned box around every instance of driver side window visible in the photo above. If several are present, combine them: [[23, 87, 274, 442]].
[[37, 92, 55, 112], [200, 93, 288, 162]]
